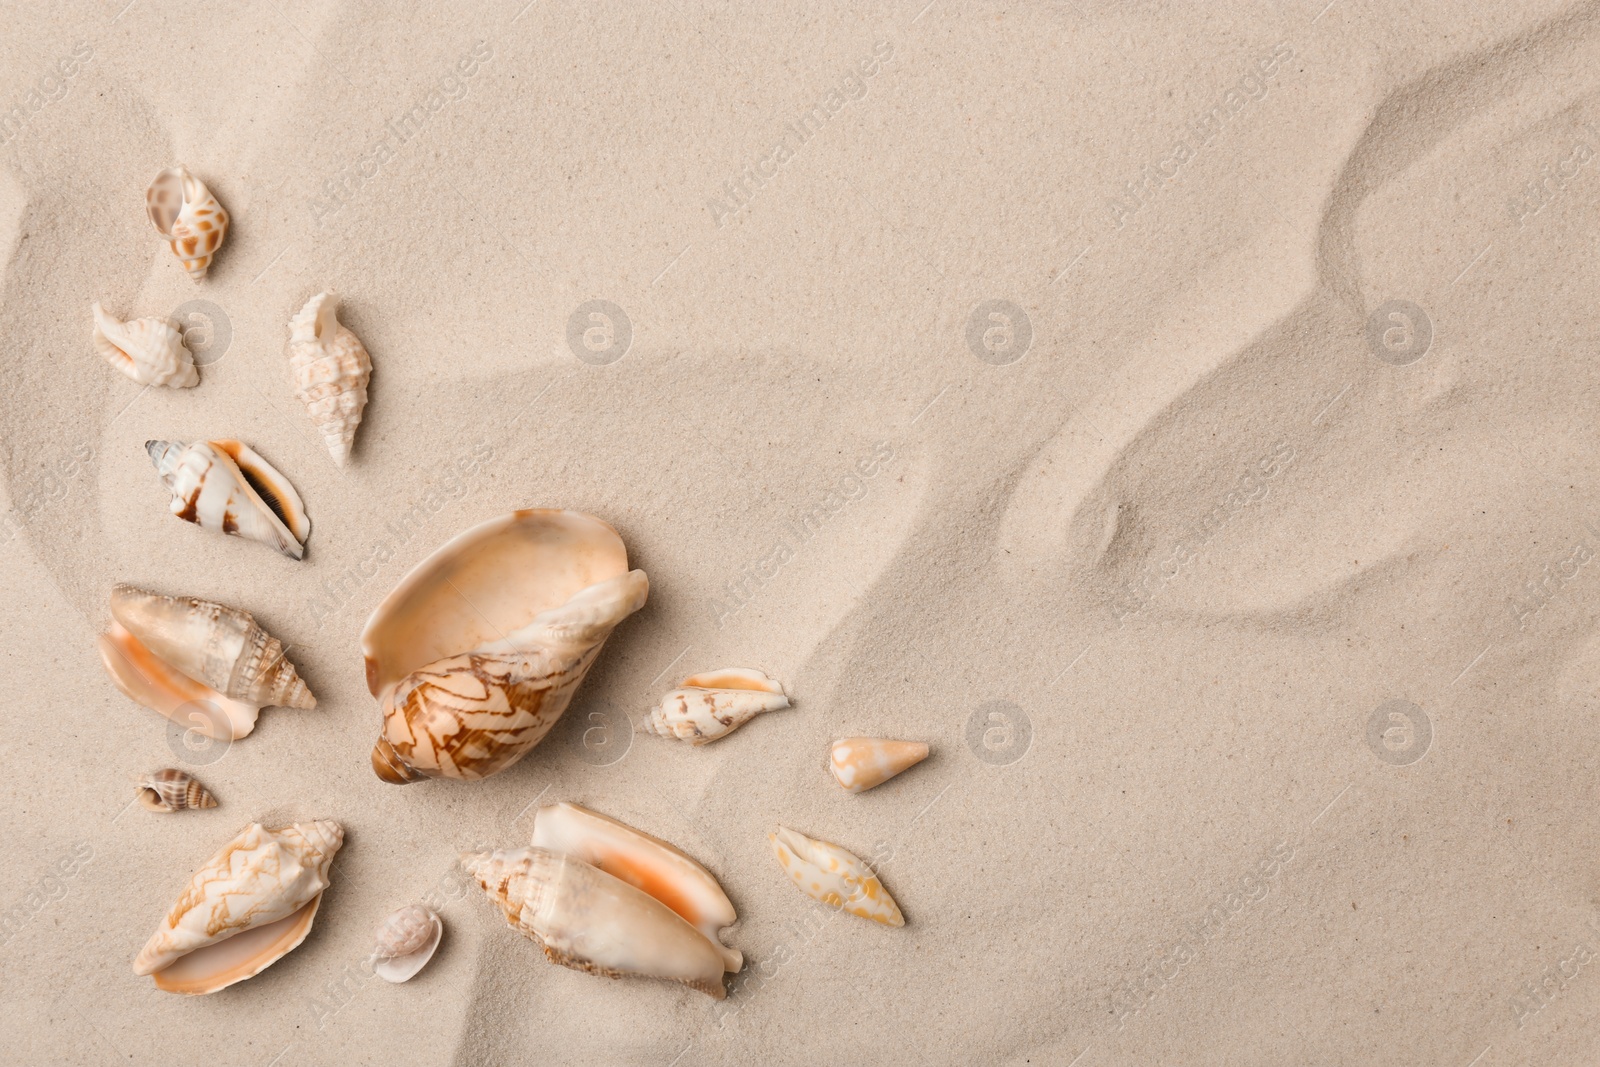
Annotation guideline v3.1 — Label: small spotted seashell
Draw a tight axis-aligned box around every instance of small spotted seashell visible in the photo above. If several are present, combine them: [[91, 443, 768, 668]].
[[769, 826, 903, 927], [829, 737, 929, 793], [146, 165, 228, 281], [133, 769, 217, 813]]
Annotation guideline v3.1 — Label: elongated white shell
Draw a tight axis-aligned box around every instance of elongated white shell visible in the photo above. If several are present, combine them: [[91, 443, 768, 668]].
[[287, 291, 371, 467], [133, 769, 217, 813], [829, 737, 929, 793], [461, 847, 726, 998], [146, 439, 310, 559], [372, 905, 442, 983], [642, 668, 789, 744], [531, 803, 741, 971], [134, 821, 343, 994], [146, 165, 228, 280], [363, 510, 646, 784], [91, 304, 196, 388], [109, 584, 315, 709], [769, 826, 904, 927]]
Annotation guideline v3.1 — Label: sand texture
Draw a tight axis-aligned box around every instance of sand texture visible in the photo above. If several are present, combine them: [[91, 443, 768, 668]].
[[3, 0, 1600, 1063]]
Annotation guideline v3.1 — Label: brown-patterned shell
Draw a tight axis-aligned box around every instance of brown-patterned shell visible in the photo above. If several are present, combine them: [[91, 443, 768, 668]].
[[134, 769, 218, 813], [146, 166, 228, 280]]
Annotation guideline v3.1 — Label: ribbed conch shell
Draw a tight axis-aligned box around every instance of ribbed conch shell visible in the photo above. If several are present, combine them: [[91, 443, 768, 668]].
[[134, 821, 343, 994], [769, 826, 904, 927], [287, 291, 372, 467], [531, 803, 741, 972], [362, 510, 647, 784], [133, 769, 218, 813], [146, 439, 310, 560], [146, 165, 228, 281], [829, 737, 930, 793], [461, 847, 726, 998], [97, 584, 316, 742], [91, 304, 197, 388], [372, 905, 442, 983], [642, 668, 789, 744]]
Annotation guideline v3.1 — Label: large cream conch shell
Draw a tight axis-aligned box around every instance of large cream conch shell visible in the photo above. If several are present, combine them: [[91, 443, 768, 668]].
[[91, 303, 197, 388], [146, 439, 310, 559], [97, 584, 316, 742], [362, 510, 647, 784], [287, 291, 371, 467], [134, 821, 343, 994], [531, 802, 742, 972], [146, 165, 228, 281], [461, 846, 727, 998], [769, 826, 904, 927], [642, 668, 789, 744]]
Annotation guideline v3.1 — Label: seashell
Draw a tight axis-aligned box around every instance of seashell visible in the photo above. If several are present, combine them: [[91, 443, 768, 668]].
[[362, 510, 647, 784], [146, 165, 228, 281], [642, 667, 789, 744], [146, 439, 310, 559], [134, 821, 343, 994], [769, 826, 904, 927], [372, 905, 442, 983], [828, 737, 929, 793], [531, 803, 741, 971], [97, 584, 315, 742], [91, 304, 197, 388], [287, 291, 372, 467], [133, 769, 218, 812], [461, 846, 726, 998]]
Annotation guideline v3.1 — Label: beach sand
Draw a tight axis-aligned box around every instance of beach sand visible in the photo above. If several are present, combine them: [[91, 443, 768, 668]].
[[3, 1, 1599, 1063]]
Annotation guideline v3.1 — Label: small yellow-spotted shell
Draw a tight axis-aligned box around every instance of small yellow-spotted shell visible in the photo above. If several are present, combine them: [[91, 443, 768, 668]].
[[829, 737, 929, 793], [146, 165, 228, 280], [133, 769, 217, 813], [768, 826, 903, 927]]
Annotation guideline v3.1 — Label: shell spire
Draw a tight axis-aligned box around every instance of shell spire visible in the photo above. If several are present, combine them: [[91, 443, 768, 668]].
[[91, 304, 197, 388], [287, 291, 372, 467], [461, 846, 727, 998], [146, 165, 228, 280]]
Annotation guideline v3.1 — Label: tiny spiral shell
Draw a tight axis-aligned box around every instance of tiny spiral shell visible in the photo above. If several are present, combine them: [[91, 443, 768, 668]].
[[133, 769, 217, 813], [373, 905, 437, 958]]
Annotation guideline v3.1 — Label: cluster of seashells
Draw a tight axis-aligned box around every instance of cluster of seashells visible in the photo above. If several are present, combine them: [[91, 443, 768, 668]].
[[98, 165, 934, 1003]]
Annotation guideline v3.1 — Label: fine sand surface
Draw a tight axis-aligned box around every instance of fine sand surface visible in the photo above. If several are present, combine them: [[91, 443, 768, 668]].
[[3, 1, 1600, 1064]]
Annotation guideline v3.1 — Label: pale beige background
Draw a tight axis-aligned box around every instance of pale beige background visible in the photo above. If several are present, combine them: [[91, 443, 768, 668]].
[[2, 1, 1598, 1064]]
